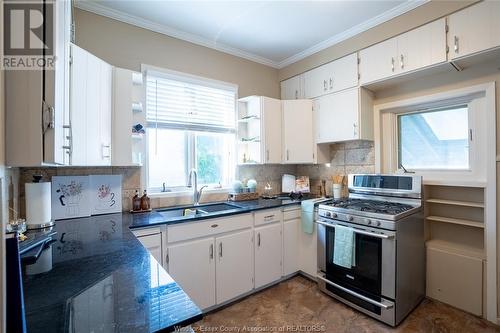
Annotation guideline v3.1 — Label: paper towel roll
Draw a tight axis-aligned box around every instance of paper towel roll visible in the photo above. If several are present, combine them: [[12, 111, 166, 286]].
[[25, 182, 52, 225]]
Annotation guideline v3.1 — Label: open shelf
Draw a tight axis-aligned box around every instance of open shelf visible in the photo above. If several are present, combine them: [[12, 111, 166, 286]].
[[131, 133, 144, 140], [426, 215, 484, 229], [237, 116, 260, 123], [426, 239, 485, 260], [426, 198, 484, 208]]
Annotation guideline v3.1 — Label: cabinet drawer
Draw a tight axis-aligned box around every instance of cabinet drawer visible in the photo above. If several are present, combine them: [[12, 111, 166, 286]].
[[254, 209, 282, 226], [131, 226, 162, 237], [283, 208, 301, 221], [167, 213, 253, 243]]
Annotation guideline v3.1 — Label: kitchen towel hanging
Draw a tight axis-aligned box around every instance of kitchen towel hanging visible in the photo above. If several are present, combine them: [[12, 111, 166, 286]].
[[333, 224, 356, 268], [301, 199, 316, 234]]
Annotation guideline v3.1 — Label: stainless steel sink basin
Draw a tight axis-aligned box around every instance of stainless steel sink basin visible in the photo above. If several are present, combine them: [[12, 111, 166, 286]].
[[156, 202, 242, 220]]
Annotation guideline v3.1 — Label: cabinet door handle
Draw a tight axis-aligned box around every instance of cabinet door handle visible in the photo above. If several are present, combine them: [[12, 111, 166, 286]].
[[286, 149, 290, 161], [101, 144, 111, 159], [323, 80, 327, 91], [209, 244, 214, 259], [295, 90, 298, 99], [329, 78, 333, 89], [257, 233, 261, 247], [353, 123, 357, 137], [391, 57, 395, 72], [454, 36, 459, 53], [219, 242, 223, 258], [400, 54, 404, 69]]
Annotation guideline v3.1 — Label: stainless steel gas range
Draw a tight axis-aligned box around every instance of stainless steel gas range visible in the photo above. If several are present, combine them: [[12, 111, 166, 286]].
[[316, 174, 424, 326]]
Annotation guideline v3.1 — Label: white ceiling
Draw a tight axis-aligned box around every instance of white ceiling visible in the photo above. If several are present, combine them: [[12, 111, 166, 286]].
[[75, 0, 428, 68]]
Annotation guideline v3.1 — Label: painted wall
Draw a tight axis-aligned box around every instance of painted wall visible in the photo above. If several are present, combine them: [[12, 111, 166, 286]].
[[278, 0, 477, 81], [74, 8, 280, 99]]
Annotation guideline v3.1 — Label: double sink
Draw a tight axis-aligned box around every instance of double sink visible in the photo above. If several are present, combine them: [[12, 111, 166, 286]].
[[156, 202, 245, 220]]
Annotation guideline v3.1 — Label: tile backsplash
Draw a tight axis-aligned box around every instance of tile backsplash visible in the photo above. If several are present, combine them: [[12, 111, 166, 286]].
[[15, 140, 374, 215]]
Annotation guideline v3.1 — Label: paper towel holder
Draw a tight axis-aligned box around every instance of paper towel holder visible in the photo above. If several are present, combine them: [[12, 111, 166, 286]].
[[26, 175, 55, 230]]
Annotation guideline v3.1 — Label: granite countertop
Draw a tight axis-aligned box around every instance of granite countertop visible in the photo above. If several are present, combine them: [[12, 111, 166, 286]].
[[22, 198, 322, 332], [129, 198, 313, 229]]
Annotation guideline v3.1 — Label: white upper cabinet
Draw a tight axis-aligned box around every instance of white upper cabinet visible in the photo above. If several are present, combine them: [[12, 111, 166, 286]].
[[304, 53, 358, 99], [237, 96, 281, 164], [314, 87, 373, 143], [359, 18, 446, 85], [5, 0, 72, 166], [280, 74, 304, 100], [448, 1, 500, 61], [282, 100, 314, 164], [70, 44, 113, 166]]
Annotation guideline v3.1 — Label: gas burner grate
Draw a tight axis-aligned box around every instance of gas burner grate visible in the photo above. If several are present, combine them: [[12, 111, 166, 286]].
[[327, 198, 414, 215]]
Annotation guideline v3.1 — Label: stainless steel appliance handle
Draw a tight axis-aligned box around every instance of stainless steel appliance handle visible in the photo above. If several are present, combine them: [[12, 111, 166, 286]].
[[317, 274, 394, 309], [315, 220, 394, 239]]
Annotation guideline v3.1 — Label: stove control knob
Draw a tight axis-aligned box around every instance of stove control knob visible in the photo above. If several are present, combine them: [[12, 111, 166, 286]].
[[331, 213, 338, 219], [366, 219, 372, 225], [348, 215, 354, 222], [376, 221, 381, 227], [325, 212, 331, 218]]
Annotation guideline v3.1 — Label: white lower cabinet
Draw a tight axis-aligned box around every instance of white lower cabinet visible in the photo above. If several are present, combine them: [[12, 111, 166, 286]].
[[216, 230, 254, 303], [168, 237, 216, 309], [167, 227, 254, 309], [283, 218, 300, 276], [254, 223, 283, 288]]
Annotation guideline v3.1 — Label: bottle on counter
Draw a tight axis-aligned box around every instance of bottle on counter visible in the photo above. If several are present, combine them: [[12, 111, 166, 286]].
[[132, 190, 141, 211], [140, 190, 150, 210]]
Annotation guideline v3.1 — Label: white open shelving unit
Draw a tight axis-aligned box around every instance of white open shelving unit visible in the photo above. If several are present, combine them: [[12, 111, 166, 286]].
[[237, 97, 263, 165], [112, 68, 146, 166]]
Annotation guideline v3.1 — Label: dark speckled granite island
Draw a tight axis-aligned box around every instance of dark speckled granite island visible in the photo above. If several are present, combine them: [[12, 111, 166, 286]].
[[22, 199, 312, 332]]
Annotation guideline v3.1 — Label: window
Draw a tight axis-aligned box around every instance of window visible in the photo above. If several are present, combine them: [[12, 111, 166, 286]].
[[397, 105, 470, 170], [146, 69, 237, 192]]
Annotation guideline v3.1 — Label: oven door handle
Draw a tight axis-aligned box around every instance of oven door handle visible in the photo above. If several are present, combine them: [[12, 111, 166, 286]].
[[317, 274, 394, 310], [315, 220, 394, 239]]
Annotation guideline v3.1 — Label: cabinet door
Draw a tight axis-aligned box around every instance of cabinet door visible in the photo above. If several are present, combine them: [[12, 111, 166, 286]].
[[136, 233, 162, 264], [216, 229, 253, 304], [359, 38, 397, 85], [69, 44, 88, 166], [99, 61, 113, 164], [282, 100, 314, 164], [304, 66, 327, 99], [262, 97, 282, 163], [255, 223, 282, 288], [397, 18, 446, 74], [168, 238, 216, 309], [321, 53, 358, 94], [280, 75, 303, 100], [448, 1, 500, 60], [85, 53, 103, 166], [315, 88, 359, 143], [283, 219, 300, 276]]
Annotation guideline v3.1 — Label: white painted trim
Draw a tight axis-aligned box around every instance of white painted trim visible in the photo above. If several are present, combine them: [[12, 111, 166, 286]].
[[74, 0, 428, 69], [276, 0, 429, 68], [374, 82, 497, 322]]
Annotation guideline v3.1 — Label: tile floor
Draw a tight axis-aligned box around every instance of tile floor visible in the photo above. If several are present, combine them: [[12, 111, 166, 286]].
[[193, 276, 500, 333]]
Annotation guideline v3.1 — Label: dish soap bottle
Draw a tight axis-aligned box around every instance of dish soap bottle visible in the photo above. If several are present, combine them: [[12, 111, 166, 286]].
[[132, 190, 141, 211], [140, 190, 150, 210]]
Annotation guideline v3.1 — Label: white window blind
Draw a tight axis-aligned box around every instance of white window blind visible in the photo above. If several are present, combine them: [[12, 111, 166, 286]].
[[146, 72, 236, 133]]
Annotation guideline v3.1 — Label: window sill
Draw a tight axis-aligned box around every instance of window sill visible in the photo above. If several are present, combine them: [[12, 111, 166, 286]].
[[149, 187, 231, 199]]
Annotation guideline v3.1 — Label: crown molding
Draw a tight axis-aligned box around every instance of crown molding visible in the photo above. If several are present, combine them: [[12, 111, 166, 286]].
[[276, 0, 429, 68], [75, 0, 428, 70], [74, 1, 280, 68]]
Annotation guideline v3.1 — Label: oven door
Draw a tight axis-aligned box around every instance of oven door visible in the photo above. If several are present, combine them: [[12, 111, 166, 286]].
[[316, 218, 396, 323]]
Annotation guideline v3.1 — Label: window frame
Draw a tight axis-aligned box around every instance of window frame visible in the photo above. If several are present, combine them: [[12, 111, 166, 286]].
[[395, 104, 472, 172], [142, 65, 238, 194]]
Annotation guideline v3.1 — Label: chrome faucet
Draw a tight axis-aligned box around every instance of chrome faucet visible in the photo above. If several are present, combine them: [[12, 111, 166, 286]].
[[187, 169, 207, 206]]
